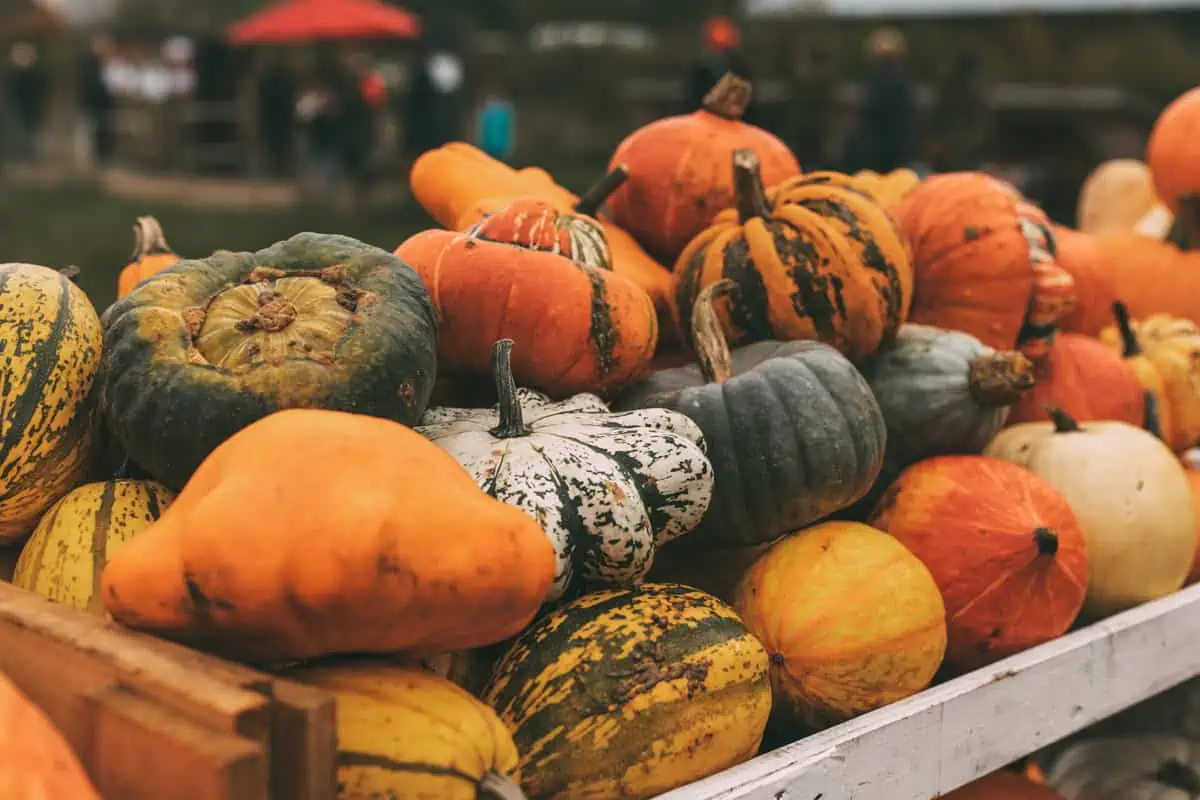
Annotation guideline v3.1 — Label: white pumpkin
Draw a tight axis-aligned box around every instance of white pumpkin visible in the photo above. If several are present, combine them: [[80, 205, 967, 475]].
[[985, 407, 1196, 619], [1077, 159, 1164, 237], [417, 340, 715, 601], [1048, 736, 1200, 800]]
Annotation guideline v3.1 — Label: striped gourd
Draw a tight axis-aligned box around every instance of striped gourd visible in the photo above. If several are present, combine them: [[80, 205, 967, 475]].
[[288, 661, 526, 800], [482, 583, 771, 800], [0, 264, 103, 542], [13, 480, 175, 613]]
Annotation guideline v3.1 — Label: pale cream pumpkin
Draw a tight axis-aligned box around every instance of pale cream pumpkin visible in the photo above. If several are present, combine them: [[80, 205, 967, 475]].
[[1077, 159, 1167, 237], [985, 407, 1195, 620]]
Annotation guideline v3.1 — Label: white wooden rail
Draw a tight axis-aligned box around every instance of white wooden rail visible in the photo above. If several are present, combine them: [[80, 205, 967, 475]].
[[660, 582, 1200, 800]]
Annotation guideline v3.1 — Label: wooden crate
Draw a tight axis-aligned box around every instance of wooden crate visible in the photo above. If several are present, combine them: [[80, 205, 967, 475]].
[[0, 582, 337, 800]]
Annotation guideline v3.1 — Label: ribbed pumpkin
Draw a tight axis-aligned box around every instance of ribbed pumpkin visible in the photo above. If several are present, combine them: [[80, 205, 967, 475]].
[[614, 281, 886, 549], [0, 263, 103, 542], [945, 771, 1065, 799], [1050, 225, 1117, 337], [396, 216, 657, 398], [893, 172, 1074, 351], [288, 662, 525, 800], [732, 522, 946, 732], [869, 456, 1089, 671], [12, 479, 175, 613], [674, 150, 907, 361], [986, 408, 1196, 619], [100, 233, 439, 490], [1100, 303, 1200, 453], [0, 671, 100, 800], [607, 73, 801, 263], [1007, 333, 1145, 428], [116, 216, 180, 299], [482, 583, 771, 800]]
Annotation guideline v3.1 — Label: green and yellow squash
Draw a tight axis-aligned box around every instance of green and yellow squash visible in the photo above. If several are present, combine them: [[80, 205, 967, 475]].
[[482, 583, 772, 800], [288, 661, 526, 800], [13, 479, 175, 612], [0, 263, 103, 542]]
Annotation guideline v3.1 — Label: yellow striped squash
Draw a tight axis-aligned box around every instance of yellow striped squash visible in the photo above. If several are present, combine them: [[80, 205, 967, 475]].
[[482, 583, 771, 800], [288, 661, 526, 800], [0, 264, 103, 542], [13, 479, 175, 613]]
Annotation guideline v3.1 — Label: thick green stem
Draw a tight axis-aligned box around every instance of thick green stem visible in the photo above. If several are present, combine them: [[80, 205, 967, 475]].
[[732, 149, 771, 224], [1112, 301, 1142, 358], [967, 351, 1036, 407], [575, 165, 629, 217], [690, 280, 737, 384], [701, 72, 752, 119], [489, 339, 529, 439], [1044, 404, 1082, 433]]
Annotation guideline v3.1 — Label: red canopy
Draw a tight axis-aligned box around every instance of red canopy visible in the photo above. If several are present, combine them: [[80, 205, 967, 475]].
[[229, 0, 420, 44]]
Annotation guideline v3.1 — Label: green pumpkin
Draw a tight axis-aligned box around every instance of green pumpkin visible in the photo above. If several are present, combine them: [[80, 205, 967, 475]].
[[613, 280, 885, 549], [100, 233, 438, 489]]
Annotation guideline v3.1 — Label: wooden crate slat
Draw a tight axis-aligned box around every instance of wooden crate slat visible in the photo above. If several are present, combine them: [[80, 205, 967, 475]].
[[269, 679, 338, 800], [86, 685, 268, 800], [657, 583, 1200, 800]]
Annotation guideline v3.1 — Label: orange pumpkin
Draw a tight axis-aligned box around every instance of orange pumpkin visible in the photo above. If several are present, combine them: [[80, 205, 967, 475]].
[[1050, 225, 1117, 336], [1007, 333, 1145, 427], [396, 210, 657, 398], [1147, 87, 1200, 236], [870, 455, 1089, 672], [943, 771, 1065, 799], [607, 73, 801, 263], [116, 216, 179, 299], [893, 172, 1074, 351], [100, 408, 557, 662], [1184, 462, 1200, 585], [0, 671, 100, 799]]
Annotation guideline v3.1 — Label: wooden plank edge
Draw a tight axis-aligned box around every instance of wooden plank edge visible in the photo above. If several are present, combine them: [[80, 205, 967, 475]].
[[656, 583, 1200, 800]]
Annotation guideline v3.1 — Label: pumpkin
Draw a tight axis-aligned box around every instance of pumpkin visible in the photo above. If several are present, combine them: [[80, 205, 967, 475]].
[[606, 73, 802, 263], [482, 583, 772, 800], [12, 479, 175, 613], [1184, 461, 1200, 585], [1147, 88, 1200, 229], [1093, 234, 1200, 324], [117, 216, 180, 299], [100, 233, 438, 491], [0, 670, 100, 800], [944, 771, 1065, 799], [1007, 332, 1145, 428], [674, 150, 907, 361], [1100, 302, 1200, 453], [99, 408, 557, 662], [732, 521, 946, 732], [614, 280, 886, 549], [417, 339, 714, 601], [1077, 159, 1163, 237], [396, 219, 657, 398], [287, 661, 526, 800], [1048, 736, 1200, 800], [985, 407, 1196, 619], [1049, 225, 1117, 337], [893, 172, 1074, 351], [0, 263, 103, 542], [869, 456, 1088, 671]]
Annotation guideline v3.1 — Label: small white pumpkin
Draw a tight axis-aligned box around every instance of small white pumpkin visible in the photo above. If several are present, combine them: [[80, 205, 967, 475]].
[[1048, 736, 1200, 800], [985, 406, 1196, 619], [418, 340, 715, 601]]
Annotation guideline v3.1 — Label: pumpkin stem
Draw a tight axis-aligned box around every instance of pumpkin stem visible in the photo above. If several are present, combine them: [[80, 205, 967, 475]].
[[575, 165, 630, 217], [691, 280, 737, 384], [967, 351, 1036, 407], [732, 149, 771, 224], [479, 771, 529, 800], [1144, 391, 1163, 441], [1112, 301, 1142, 357], [58, 265, 81, 283], [132, 215, 174, 259], [489, 339, 529, 439], [235, 290, 297, 333], [1033, 527, 1059, 556], [701, 72, 752, 120], [1044, 404, 1082, 433]]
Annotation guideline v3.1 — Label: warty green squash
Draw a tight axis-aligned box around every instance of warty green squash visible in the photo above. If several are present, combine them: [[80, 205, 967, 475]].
[[482, 582, 772, 800], [0, 263, 103, 542], [613, 280, 886, 549], [99, 233, 439, 490]]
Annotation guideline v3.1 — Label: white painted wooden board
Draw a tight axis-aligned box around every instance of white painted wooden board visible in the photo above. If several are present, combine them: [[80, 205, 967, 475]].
[[658, 583, 1200, 800]]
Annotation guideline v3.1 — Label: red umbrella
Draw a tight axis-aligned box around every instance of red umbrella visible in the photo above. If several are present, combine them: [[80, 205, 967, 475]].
[[229, 0, 420, 44]]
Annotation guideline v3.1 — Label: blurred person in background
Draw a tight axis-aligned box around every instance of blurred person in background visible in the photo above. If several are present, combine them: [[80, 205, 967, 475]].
[[257, 52, 296, 177], [79, 37, 117, 168], [336, 52, 378, 198], [403, 42, 463, 167], [296, 68, 341, 189], [843, 27, 915, 174], [684, 15, 759, 123], [8, 43, 46, 163], [927, 50, 991, 173], [784, 40, 835, 170], [474, 80, 515, 163]]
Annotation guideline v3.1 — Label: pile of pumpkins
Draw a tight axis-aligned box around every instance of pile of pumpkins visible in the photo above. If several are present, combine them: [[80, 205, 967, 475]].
[[2, 73, 1200, 800]]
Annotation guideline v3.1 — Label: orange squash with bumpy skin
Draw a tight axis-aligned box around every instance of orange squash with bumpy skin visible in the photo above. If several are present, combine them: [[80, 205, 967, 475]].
[[607, 73, 801, 263], [100, 408, 557, 663], [117, 216, 180, 299], [0, 671, 100, 799], [396, 212, 657, 398]]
